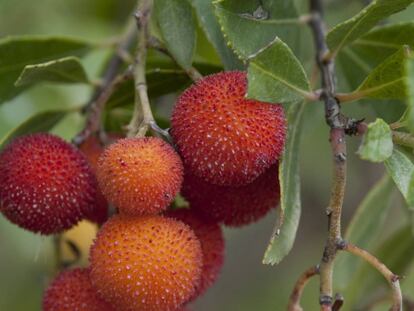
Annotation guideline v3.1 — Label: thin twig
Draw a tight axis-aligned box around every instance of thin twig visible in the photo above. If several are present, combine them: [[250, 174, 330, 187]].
[[288, 266, 320, 311], [339, 242, 402, 311], [73, 19, 137, 145], [73, 69, 133, 145], [147, 36, 203, 82], [126, 0, 154, 138]]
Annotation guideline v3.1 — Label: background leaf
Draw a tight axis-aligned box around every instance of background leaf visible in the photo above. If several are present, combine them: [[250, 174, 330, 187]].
[[337, 22, 414, 90], [358, 118, 393, 162], [247, 38, 310, 104], [263, 101, 304, 265], [335, 175, 394, 289], [385, 148, 414, 208], [214, 0, 300, 59], [190, 0, 241, 70], [154, 0, 197, 70], [15, 56, 90, 86], [327, 0, 414, 56], [351, 46, 411, 100], [0, 109, 72, 149], [0, 36, 91, 103]]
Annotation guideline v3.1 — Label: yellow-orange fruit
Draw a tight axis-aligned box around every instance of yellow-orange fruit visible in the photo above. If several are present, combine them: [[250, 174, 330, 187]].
[[42, 268, 115, 311], [96, 137, 183, 216], [182, 164, 280, 227], [89, 215, 203, 311], [171, 71, 286, 186], [166, 209, 224, 300], [0, 133, 98, 234]]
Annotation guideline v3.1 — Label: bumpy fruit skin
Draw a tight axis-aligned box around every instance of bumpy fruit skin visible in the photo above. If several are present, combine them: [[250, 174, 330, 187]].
[[43, 268, 115, 311], [89, 215, 203, 311], [79, 135, 110, 224], [182, 164, 280, 227], [170, 71, 286, 186], [166, 209, 224, 299], [96, 137, 183, 216], [0, 133, 97, 234]]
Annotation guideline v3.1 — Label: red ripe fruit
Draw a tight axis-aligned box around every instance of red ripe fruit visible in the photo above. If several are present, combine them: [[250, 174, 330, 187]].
[[0, 133, 97, 234], [166, 209, 225, 300], [43, 268, 115, 311], [89, 215, 203, 311], [171, 71, 286, 186], [182, 164, 280, 227], [96, 137, 183, 216], [78, 135, 111, 224]]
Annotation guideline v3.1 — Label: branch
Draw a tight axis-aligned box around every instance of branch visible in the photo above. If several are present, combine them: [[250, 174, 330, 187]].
[[339, 242, 402, 311], [288, 266, 320, 311], [308, 0, 349, 309], [126, 0, 154, 138], [73, 20, 137, 145]]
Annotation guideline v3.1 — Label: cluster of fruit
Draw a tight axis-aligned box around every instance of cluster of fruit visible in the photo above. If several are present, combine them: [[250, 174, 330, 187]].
[[0, 71, 286, 311]]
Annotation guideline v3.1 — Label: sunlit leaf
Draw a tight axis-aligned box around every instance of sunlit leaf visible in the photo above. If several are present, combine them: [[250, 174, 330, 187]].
[[350, 46, 411, 100], [358, 119, 393, 162], [247, 38, 310, 104]]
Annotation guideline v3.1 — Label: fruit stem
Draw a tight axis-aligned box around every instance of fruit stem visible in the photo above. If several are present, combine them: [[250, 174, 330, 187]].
[[73, 19, 138, 145], [287, 265, 320, 311], [338, 241, 402, 311], [127, 0, 156, 138]]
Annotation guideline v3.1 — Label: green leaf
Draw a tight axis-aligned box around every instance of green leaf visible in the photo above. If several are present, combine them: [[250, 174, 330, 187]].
[[351, 46, 411, 100], [154, 0, 197, 70], [327, 0, 414, 56], [190, 0, 241, 70], [0, 36, 92, 103], [0, 109, 72, 149], [15, 56, 90, 87], [263, 101, 304, 265], [406, 55, 414, 133], [385, 148, 414, 208], [335, 175, 394, 289], [214, 0, 300, 59], [344, 226, 414, 308], [338, 22, 414, 90], [247, 38, 310, 104], [358, 119, 393, 162]]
